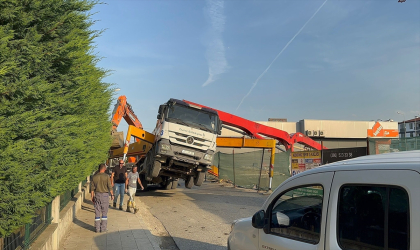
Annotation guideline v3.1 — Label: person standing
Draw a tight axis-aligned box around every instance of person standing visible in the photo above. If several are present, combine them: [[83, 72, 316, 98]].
[[125, 166, 144, 213], [91, 164, 114, 233], [111, 159, 127, 210]]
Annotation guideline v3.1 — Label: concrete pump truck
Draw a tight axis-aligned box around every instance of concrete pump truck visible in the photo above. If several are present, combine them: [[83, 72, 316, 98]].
[[110, 98, 222, 190]]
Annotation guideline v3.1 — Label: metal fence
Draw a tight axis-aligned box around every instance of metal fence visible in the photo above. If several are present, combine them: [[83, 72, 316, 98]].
[[213, 150, 291, 191], [60, 185, 79, 211], [0, 203, 52, 250], [81, 178, 87, 187], [368, 137, 420, 155]]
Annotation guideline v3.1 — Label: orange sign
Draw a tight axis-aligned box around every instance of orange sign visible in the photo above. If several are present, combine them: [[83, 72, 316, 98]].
[[367, 122, 399, 137]]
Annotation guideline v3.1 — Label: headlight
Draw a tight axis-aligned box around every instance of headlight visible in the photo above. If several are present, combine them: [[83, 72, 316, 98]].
[[204, 154, 213, 161], [161, 144, 170, 150]]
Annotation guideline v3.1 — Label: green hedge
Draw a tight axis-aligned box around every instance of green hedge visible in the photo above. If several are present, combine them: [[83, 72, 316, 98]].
[[0, 0, 112, 236]]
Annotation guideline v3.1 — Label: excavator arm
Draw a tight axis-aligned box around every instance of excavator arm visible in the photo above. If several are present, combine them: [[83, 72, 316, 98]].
[[111, 95, 143, 131]]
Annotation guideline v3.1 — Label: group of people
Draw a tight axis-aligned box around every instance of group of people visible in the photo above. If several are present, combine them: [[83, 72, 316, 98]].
[[90, 160, 145, 233]]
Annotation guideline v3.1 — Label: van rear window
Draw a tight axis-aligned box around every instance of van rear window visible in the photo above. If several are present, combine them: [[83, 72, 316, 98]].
[[337, 185, 409, 250]]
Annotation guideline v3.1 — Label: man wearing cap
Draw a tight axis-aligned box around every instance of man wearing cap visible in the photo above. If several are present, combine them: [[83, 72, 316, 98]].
[[91, 163, 114, 233]]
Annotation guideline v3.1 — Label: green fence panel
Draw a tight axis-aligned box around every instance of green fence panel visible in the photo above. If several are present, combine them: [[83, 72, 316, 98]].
[[71, 185, 79, 197], [272, 150, 291, 190], [218, 152, 234, 183], [217, 150, 291, 191], [0, 201, 52, 250], [60, 190, 72, 211], [369, 137, 420, 155], [233, 150, 265, 189], [1, 226, 25, 250], [60, 185, 80, 211]]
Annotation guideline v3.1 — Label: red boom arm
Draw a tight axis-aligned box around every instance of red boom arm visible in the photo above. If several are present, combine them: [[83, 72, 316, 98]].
[[183, 100, 326, 151]]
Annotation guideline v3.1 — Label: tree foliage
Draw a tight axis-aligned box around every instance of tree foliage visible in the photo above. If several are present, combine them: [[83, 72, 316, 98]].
[[0, 0, 112, 236]]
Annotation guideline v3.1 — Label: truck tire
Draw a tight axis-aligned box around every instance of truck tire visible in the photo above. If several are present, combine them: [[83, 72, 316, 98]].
[[185, 176, 194, 189], [171, 179, 178, 189], [145, 149, 154, 180], [150, 160, 161, 178], [163, 177, 172, 190], [194, 171, 205, 186]]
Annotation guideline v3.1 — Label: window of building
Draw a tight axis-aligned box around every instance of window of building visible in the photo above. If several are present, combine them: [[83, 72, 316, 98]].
[[269, 185, 323, 244], [338, 185, 409, 250], [409, 123, 413, 129]]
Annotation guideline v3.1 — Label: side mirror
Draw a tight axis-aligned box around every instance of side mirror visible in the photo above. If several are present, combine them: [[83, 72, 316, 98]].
[[218, 121, 223, 135], [276, 212, 290, 227], [252, 210, 266, 229], [157, 114, 162, 119]]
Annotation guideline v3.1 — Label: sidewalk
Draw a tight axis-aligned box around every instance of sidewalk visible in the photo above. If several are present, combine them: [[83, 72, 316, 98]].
[[60, 197, 161, 250]]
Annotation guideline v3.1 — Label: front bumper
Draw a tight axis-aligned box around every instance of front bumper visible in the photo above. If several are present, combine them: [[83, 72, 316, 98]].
[[156, 139, 213, 167]]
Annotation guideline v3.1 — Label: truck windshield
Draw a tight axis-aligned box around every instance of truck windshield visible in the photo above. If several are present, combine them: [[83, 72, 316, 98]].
[[167, 104, 218, 133]]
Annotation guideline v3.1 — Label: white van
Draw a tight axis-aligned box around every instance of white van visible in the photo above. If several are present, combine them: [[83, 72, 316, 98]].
[[228, 150, 420, 250]]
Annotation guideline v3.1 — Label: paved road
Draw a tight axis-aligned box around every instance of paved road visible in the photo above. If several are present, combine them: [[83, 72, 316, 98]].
[[136, 180, 268, 250]]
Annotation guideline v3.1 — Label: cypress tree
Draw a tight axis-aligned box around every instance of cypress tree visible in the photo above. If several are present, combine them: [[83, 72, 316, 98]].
[[0, 0, 112, 236]]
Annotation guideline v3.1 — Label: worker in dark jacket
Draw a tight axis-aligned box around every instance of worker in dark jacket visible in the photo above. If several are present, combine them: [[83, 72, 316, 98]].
[[91, 164, 114, 233]]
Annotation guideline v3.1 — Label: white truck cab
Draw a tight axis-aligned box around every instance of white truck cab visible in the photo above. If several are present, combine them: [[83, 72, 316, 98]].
[[142, 98, 222, 189], [228, 150, 420, 250]]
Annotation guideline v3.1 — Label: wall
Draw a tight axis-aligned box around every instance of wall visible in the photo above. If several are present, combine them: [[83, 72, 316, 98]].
[[300, 120, 398, 139], [221, 119, 398, 139], [29, 178, 90, 250]]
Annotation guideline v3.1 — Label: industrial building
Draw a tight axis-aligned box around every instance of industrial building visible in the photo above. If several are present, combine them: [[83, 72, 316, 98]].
[[219, 119, 399, 152]]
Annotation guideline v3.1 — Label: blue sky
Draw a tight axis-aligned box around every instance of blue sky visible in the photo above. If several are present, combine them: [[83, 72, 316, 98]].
[[91, 0, 420, 134]]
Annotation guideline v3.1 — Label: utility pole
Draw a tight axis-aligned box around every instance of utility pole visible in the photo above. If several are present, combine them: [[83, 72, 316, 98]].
[[415, 116, 419, 150]]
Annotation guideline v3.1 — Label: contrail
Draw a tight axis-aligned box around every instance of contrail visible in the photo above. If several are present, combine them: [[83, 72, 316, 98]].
[[236, 0, 328, 110], [203, 0, 228, 87]]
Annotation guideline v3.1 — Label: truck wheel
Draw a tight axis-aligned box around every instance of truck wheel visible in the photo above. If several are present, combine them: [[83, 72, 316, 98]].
[[171, 179, 178, 189], [194, 171, 205, 186], [185, 176, 194, 189], [163, 177, 172, 190], [145, 150, 154, 180], [150, 160, 161, 178]]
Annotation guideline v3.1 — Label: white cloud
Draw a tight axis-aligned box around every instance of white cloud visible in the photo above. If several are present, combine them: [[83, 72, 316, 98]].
[[202, 0, 228, 87]]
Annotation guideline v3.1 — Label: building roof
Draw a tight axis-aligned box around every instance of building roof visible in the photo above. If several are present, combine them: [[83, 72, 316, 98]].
[[398, 117, 420, 124]]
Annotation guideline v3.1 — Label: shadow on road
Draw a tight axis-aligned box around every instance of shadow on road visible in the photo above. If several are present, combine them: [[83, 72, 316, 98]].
[[73, 217, 96, 232], [136, 186, 176, 198], [93, 229, 222, 250]]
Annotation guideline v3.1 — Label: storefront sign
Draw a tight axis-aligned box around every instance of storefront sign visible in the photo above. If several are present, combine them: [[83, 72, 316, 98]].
[[367, 121, 398, 137], [322, 147, 367, 165]]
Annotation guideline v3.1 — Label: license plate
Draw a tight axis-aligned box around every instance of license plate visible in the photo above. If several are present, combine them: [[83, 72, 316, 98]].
[[181, 150, 195, 156]]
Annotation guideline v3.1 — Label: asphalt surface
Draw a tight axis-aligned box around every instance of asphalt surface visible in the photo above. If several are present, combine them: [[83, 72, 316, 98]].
[[136, 179, 268, 250]]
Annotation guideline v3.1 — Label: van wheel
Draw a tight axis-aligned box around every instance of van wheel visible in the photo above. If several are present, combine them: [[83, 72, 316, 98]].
[[185, 176, 193, 189], [194, 171, 205, 186]]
